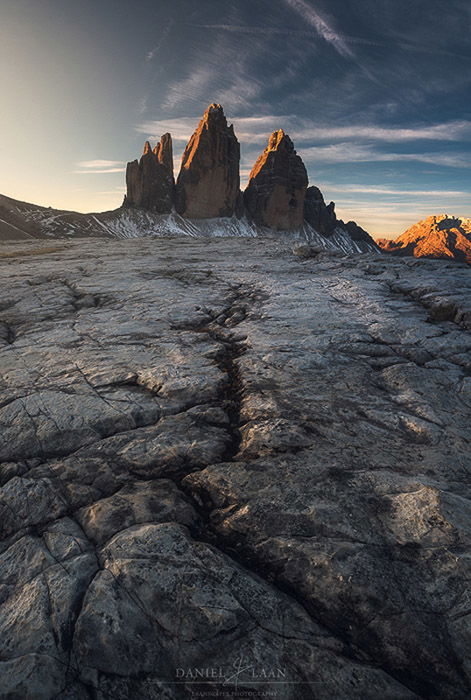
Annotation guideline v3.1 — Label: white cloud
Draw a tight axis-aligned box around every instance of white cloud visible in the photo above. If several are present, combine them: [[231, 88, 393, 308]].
[[301, 143, 471, 168], [146, 48, 157, 62], [284, 0, 353, 58], [137, 96, 148, 116], [73, 168, 125, 175], [162, 66, 218, 111], [145, 19, 174, 63], [292, 121, 471, 143], [77, 160, 125, 169], [319, 184, 470, 197], [136, 116, 471, 150]]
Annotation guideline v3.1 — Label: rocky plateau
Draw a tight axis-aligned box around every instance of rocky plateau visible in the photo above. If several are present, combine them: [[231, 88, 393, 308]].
[[0, 236, 470, 698]]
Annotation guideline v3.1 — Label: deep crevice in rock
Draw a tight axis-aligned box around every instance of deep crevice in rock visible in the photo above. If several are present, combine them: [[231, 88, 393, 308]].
[[0, 321, 16, 345]]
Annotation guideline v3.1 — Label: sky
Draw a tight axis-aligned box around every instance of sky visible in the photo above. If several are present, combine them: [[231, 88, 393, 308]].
[[1, 0, 470, 238]]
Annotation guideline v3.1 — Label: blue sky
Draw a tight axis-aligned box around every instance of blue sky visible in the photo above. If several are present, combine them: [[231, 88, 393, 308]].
[[1, 0, 470, 236]]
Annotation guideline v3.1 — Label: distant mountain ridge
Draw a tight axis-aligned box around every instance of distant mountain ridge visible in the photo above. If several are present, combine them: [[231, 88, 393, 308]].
[[121, 102, 377, 251], [377, 215, 471, 263], [0, 192, 377, 254], [0, 102, 378, 253]]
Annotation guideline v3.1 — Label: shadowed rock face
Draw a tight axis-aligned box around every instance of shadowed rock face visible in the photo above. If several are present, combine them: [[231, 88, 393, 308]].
[[304, 186, 378, 249], [244, 130, 308, 230], [304, 186, 337, 237], [175, 104, 240, 219], [377, 215, 471, 263], [124, 134, 175, 213], [340, 219, 377, 246]]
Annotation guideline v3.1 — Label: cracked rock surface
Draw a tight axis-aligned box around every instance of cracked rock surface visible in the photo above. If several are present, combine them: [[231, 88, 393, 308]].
[[0, 238, 470, 699]]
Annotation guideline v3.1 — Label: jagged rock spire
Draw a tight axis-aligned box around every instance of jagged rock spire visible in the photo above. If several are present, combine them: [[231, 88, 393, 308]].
[[304, 186, 337, 237], [153, 133, 174, 175], [175, 104, 240, 219], [124, 134, 175, 213], [244, 130, 308, 230]]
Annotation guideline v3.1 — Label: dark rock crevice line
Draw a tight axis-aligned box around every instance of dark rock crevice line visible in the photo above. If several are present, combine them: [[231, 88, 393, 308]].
[[165, 284, 430, 698], [64, 280, 407, 697]]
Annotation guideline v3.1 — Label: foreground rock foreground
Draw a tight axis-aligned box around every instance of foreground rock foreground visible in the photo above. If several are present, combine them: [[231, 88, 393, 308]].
[[0, 238, 470, 698]]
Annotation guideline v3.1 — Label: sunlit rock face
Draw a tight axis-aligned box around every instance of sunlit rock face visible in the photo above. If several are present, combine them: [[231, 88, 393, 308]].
[[243, 129, 308, 230], [152, 132, 174, 174], [304, 185, 337, 237], [175, 104, 240, 219], [124, 133, 175, 213], [377, 214, 471, 263]]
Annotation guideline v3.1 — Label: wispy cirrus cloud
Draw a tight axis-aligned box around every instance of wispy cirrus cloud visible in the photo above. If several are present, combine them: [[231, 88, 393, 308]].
[[283, 0, 353, 58], [95, 187, 126, 196], [161, 62, 263, 114], [73, 169, 125, 174], [320, 184, 470, 197], [301, 143, 471, 168], [281, 0, 384, 83], [137, 114, 471, 148], [162, 66, 217, 112], [145, 19, 174, 63], [137, 117, 200, 142], [73, 160, 125, 175], [193, 21, 471, 64], [292, 120, 471, 143], [77, 160, 124, 169]]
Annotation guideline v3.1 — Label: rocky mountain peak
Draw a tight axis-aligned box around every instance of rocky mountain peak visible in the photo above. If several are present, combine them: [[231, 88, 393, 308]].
[[120, 102, 375, 245], [266, 129, 290, 151], [304, 185, 337, 237], [175, 104, 240, 218], [377, 214, 471, 262], [153, 132, 173, 174], [243, 130, 308, 230], [124, 134, 175, 213], [198, 103, 233, 135], [205, 102, 224, 117]]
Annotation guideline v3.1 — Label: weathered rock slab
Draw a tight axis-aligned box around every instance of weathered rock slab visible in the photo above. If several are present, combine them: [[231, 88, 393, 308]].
[[0, 237, 470, 698]]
